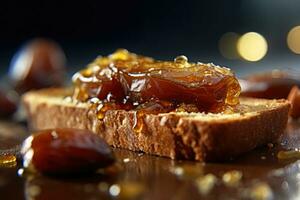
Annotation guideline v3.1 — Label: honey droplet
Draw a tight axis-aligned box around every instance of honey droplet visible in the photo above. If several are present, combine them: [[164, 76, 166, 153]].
[[97, 112, 105, 120], [277, 150, 300, 160], [110, 49, 130, 61], [96, 106, 106, 120], [174, 55, 188, 64], [0, 155, 17, 168], [133, 111, 144, 133], [81, 68, 93, 77], [96, 103, 110, 120]]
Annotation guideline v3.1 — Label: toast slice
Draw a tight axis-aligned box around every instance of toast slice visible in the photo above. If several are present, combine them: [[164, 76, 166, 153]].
[[22, 88, 290, 162]]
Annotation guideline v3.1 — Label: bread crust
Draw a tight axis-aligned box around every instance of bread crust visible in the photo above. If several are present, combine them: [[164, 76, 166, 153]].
[[23, 88, 290, 161]]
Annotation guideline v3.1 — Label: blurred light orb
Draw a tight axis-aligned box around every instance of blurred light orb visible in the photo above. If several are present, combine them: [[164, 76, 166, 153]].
[[237, 32, 268, 62], [287, 26, 300, 54], [219, 32, 240, 59]]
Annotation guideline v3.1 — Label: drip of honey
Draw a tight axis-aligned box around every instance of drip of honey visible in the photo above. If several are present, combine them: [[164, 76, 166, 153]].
[[277, 150, 300, 160], [72, 49, 241, 132], [0, 155, 17, 168], [133, 111, 144, 133]]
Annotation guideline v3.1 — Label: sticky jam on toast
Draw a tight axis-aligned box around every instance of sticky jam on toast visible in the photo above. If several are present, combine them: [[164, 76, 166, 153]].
[[72, 49, 241, 120]]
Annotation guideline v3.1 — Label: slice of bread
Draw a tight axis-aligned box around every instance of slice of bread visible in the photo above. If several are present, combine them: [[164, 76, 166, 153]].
[[22, 88, 290, 162]]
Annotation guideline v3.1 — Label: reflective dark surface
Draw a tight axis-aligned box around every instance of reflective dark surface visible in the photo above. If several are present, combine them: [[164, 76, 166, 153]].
[[1, 120, 300, 200]]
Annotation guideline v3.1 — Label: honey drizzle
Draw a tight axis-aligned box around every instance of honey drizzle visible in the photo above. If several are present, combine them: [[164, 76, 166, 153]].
[[0, 154, 17, 168], [277, 149, 300, 160], [133, 111, 144, 133]]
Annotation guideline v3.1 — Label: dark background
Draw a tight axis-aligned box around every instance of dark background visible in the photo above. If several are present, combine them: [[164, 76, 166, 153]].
[[1, 0, 300, 76]]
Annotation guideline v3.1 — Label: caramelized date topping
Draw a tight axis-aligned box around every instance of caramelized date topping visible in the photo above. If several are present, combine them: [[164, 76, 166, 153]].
[[21, 128, 115, 175], [72, 49, 240, 115]]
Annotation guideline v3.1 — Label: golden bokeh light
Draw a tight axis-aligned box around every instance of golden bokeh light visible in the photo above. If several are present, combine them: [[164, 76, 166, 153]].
[[219, 32, 240, 59], [287, 26, 300, 54], [237, 32, 268, 62]]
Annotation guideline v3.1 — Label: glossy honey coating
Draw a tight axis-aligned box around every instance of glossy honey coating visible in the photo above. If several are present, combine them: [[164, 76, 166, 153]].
[[72, 49, 241, 114]]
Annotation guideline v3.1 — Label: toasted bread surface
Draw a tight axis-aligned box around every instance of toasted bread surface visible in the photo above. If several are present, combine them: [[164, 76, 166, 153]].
[[22, 88, 290, 161]]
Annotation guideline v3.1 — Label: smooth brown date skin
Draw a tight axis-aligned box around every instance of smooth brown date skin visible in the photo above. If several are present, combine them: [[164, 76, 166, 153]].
[[9, 38, 66, 93], [240, 70, 300, 99], [21, 128, 115, 175], [0, 89, 17, 117]]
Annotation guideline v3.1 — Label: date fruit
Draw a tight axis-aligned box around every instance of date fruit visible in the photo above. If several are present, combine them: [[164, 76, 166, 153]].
[[0, 89, 17, 117], [9, 38, 66, 93], [21, 128, 115, 175], [240, 70, 300, 99]]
